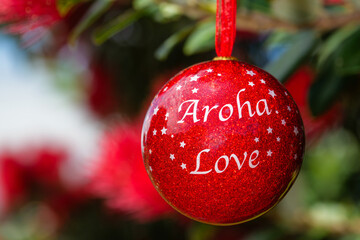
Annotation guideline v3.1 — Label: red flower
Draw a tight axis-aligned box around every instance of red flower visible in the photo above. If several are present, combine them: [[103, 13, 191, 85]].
[[0, 146, 88, 220], [0, 152, 25, 215], [0, 0, 61, 33], [23, 146, 67, 188], [285, 66, 342, 144], [86, 62, 120, 118], [90, 121, 173, 221]]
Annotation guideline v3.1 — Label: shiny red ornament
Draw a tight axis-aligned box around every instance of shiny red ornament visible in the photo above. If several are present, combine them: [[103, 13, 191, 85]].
[[142, 59, 305, 225]]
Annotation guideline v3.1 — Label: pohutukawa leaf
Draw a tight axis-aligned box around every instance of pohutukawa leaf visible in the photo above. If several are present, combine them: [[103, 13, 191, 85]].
[[57, 0, 85, 16], [183, 19, 216, 56], [92, 9, 146, 45], [69, 0, 114, 45], [155, 25, 195, 61]]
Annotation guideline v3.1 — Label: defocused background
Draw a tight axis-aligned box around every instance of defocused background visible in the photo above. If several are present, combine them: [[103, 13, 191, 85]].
[[0, 0, 360, 239]]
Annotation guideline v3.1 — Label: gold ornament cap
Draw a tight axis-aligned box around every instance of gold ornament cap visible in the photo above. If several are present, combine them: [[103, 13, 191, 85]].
[[213, 56, 238, 61]]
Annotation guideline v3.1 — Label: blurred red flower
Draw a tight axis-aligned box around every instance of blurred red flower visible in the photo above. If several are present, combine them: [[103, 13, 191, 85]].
[[0, 153, 25, 216], [0, 146, 88, 221], [86, 62, 120, 118], [285, 66, 342, 145], [0, 0, 61, 33], [90, 121, 173, 221]]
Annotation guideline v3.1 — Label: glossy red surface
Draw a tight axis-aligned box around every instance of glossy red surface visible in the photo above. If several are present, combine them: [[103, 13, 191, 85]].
[[142, 60, 305, 225]]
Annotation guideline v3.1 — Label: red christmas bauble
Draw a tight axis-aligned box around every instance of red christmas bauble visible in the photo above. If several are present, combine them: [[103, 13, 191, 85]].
[[141, 60, 305, 225]]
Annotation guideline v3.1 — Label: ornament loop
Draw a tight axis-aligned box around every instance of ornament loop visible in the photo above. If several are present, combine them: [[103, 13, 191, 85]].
[[215, 0, 237, 57]]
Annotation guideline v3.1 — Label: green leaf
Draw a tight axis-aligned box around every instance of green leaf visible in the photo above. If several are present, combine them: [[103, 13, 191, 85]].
[[308, 64, 342, 116], [240, 0, 271, 13], [188, 223, 216, 240], [154, 2, 182, 23], [271, 0, 322, 24], [57, 0, 86, 16], [264, 30, 317, 83], [309, 25, 360, 115], [317, 25, 360, 68], [305, 129, 360, 200], [197, 2, 216, 14], [245, 228, 284, 240], [341, 60, 360, 75], [338, 40, 360, 75], [332, 27, 360, 76], [133, 0, 154, 10], [155, 25, 195, 61], [69, 0, 114, 45], [183, 19, 215, 56], [92, 9, 146, 45]]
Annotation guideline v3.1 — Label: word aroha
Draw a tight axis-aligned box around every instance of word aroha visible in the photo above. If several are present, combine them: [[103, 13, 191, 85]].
[[178, 89, 272, 124]]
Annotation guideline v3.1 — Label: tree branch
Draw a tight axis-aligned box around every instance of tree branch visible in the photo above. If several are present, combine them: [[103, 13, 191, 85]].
[[236, 10, 360, 32]]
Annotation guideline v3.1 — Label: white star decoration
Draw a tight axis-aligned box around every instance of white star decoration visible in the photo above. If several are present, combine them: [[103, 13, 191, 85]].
[[248, 82, 255, 87], [275, 110, 279, 114], [294, 126, 299, 135], [285, 92, 288, 96], [163, 87, 168, 92], [165, 113, 169, 120], [149, 166, 153, 172], [267, 127, 273, 134], [246, 70, 256, 76], [260, 79, 266, 84], [277, 137, 281, 142], [190, 75, 200, 82], [161, 127, 167, 135], [268, 89, 276, 98], [267, 150, 273, 156], [217, 73, 222, 76], [281, 119, 286, 125], [287, 106, 291, 111], [254, 137, 259, 143], [153, 129, 157, 135], [170, 154, 175, 160], [171, 135, 174, 138], [153, 107, 159, 115], [181, 163, 186, 169], [180, 141, 186, 148], [192, 88, 199, 93], [149, 149, 152, 154], [176, 85, 182, 90], [206, 68, 213, 73]]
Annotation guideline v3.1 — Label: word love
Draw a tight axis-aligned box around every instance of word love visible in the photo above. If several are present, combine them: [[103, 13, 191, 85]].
[[178, 88, 272, 124], [190, 149, 260, 175]]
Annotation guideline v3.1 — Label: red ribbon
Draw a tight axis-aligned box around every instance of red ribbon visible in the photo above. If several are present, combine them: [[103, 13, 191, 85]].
[[215, 0, 236, 57]]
